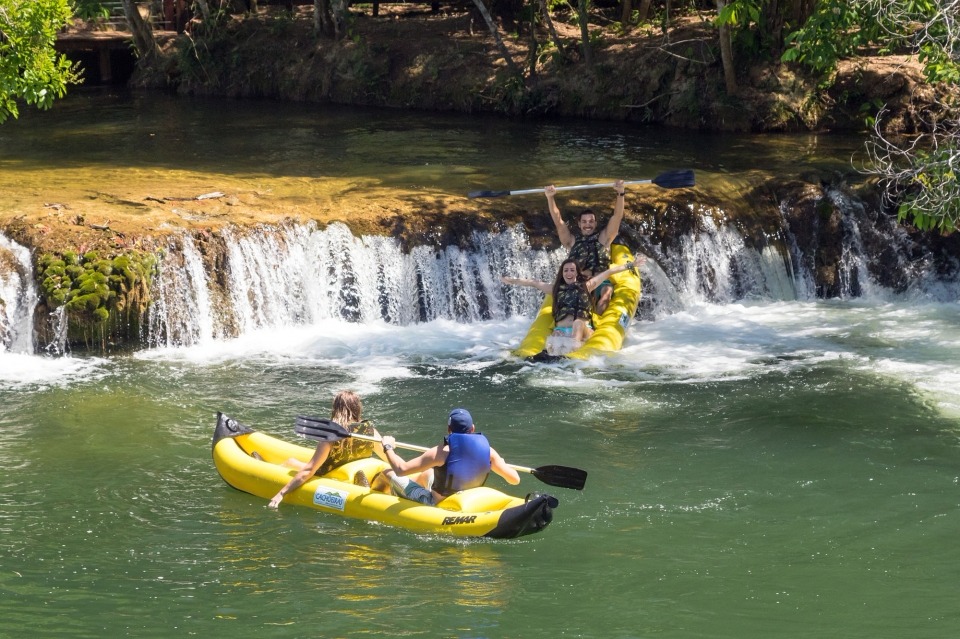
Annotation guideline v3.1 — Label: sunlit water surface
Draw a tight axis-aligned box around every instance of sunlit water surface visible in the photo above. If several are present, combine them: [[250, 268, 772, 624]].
[[2, 301, 959, 638]]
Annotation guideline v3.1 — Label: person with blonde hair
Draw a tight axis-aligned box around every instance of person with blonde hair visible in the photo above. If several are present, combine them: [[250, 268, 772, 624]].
[[268, 390, 380, 508]]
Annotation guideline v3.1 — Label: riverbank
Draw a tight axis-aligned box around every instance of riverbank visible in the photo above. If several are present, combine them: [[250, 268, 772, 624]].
[[138, 5, 951, 135]]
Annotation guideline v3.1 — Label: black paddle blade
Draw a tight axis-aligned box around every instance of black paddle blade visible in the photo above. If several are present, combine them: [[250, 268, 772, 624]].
[[651, 169, 695, 189], [294, 415, 350, 442], [467, 189, 512, 199], [530, 465, 587, 490]]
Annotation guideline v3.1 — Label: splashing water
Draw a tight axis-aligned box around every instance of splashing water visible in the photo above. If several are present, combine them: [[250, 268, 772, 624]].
[[0, 234, 36, 354], [145, 222, 564, 348]]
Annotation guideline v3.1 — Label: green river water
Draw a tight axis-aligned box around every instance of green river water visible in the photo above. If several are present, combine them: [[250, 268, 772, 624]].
[[1, 91, 959, 638]]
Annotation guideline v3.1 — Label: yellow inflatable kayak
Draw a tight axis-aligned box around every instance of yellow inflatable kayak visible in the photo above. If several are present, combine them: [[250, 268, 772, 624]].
[[512, 243, 642, 360], [212, 413, 559, 538]]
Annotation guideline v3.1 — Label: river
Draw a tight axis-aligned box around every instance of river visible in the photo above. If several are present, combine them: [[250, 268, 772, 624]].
[[1, 90, 959, 638]]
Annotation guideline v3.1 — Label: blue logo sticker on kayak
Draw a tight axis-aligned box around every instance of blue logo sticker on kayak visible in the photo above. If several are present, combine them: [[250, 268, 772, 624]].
[[314, 488, 348, 511], [619, 312, 630, 329]]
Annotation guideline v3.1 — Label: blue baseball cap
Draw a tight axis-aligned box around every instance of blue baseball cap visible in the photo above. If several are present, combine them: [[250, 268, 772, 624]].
[[448, 408, 473, 433]]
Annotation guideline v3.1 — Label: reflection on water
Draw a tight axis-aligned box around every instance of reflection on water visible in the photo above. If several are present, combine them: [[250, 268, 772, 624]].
[[0, 89, 865, 207]]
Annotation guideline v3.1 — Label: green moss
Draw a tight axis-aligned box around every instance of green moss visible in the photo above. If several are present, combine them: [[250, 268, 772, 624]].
[[35, 249, 160, 343]]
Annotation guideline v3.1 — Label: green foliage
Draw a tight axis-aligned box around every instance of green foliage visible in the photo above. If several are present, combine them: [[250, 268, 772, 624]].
[[714, 0, 762, 28], [713, 0, 791, 63], [895, 144, 960, 234], [780, 0, 959, 234], [0, 0, 80, 123], [781, 0, 958, 83], [858, 97, 885, 128], [72, 0, 110, 20], [781, 1, 883, 72], [918, 44, 960, 85]]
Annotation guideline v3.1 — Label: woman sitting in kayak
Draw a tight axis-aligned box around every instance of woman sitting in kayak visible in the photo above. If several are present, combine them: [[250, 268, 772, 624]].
[[268, 390, 381, 508], [501, 257, 644, 356]]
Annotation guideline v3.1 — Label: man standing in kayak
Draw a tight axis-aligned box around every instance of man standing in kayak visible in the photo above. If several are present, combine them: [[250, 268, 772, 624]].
[[375, 408, 520, 505], [545, 179, 626, 315]]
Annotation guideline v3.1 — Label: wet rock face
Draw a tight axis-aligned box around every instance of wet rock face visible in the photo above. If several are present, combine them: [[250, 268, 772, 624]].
[[772, 179, 960, 299]]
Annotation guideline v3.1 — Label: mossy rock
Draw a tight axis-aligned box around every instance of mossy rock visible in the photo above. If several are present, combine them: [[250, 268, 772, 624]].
[[35, 249, 160, 346]]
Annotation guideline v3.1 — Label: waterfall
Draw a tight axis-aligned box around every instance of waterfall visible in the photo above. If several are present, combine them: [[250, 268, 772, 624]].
[[146, 234, 220, 348], [8, 193, 960, 354], [639, 213, 798, 317], [825, 188, 960, 301], [0, 234, 37, 354], [143, 212, 960, 347], [780, 199, 818, 301], [145, 222, 564, 348]]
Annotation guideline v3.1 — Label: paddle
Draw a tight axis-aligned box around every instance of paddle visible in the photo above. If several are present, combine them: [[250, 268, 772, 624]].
[[466, 169, 695, 199], [294, 416, 587, 490]]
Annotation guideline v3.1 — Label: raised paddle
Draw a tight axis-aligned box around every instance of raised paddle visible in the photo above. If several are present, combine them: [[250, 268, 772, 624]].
[[294, 416, 588, 491], [466, 169, 695, 199]]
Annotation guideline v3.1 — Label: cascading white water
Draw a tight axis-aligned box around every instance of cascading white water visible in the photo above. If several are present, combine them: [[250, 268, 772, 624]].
[[145, 222, 564, 347], [0, 234, 37, 354], [146, 234, 220, 348], [148, 213, 956, 347], [780, 199, 818, 301], [14, 204, 958, 353], [640, 212, 798, 316], [823, 187, 960, 301]]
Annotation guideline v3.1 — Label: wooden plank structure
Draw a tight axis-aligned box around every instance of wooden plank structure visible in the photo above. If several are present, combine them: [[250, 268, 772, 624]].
[[55, 2, 176, 84], [56, 0, 449, 83]]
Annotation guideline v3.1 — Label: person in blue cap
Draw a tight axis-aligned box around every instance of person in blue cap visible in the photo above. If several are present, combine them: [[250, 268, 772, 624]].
[[375, 408, 520, 505]]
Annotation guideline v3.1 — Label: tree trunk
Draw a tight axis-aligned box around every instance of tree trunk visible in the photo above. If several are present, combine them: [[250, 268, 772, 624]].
[[762, 0, 785, 56], [539, 0, 566, 58], [331, 0, 347, 39], [527, 7, 538, 80], [620, 0, 632, 28], [716, 0, 737, 95], [121, 0, 160, 63], [470, 0, 523, 79], [314, 0, 332, 35], [577, 0, 592, 65], [636, 0, 651, 22]]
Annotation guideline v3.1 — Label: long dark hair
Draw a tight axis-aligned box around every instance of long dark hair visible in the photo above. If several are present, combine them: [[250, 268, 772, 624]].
[[551, 258, 588, 305]]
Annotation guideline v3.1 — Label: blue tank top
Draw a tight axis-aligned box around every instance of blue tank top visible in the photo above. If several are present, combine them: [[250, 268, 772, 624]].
[[433, 433, 491, 495]]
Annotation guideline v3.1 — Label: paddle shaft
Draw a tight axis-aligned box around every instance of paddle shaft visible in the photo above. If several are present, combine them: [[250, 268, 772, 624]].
[[467, 169, 694, 199], [347, 431, 542, 476], [508, 178, 654, 196]]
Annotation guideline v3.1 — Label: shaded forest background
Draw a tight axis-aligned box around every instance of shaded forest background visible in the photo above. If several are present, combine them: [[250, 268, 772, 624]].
[[101, 0, 950, 135]]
